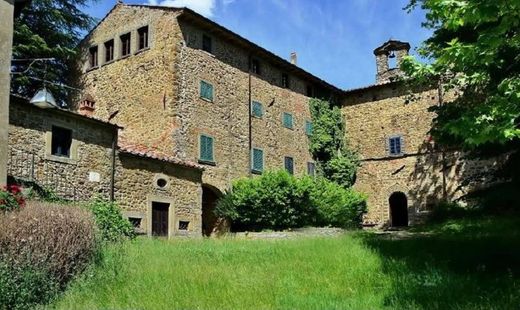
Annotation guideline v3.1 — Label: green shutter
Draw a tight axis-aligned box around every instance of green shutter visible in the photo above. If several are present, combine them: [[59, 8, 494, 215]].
[[199, 135, 214, 162], [252, 148, 263, 172], [283, 112, 293, 129], [305, 120, 313, 136], [252, 101, 263, 118], [200, 81, 213, 101]]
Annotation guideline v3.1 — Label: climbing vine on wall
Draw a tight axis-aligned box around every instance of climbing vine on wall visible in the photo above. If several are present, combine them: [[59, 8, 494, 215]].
[[309, 98, 359, 188]]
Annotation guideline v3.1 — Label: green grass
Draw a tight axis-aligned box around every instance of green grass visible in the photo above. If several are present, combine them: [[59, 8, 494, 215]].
[[51, 216, 520, 310]]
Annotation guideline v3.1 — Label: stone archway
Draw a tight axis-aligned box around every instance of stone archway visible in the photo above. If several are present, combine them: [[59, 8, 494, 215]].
[[201, 185, 221, 237], [389, 191, 408, 227]]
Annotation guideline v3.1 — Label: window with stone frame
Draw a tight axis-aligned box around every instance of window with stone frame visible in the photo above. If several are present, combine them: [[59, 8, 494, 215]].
[[251, 101, 263, 118], [307, 162, 316, 176], [251, 148, 264, 173], [199, 134, 215, 163], [281, 73, 290, 88], [284, 156, 294, 175], [202, 34, 212, 53], [120, 32, 131, 57], [138, 26, 149, 50], [388, 135, 404, 156], [88, 46, 98, 68], [200, 80, 214, 102], [104, 39, 114, 62], [51, 126, 72, 158], [305, 120, 313, 136], [283, 112, 294, 129]]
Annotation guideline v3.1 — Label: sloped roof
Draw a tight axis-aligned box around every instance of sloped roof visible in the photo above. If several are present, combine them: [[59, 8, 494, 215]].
[[118, 142, 204, 170]]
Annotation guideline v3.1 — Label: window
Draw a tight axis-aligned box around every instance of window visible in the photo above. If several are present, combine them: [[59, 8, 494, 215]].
[[307, 162, 316, 176], [251, 59, 260, 75], [306, 85, 314, 97], [200, 80, 214, 102], [202, 34, 212, 53], [283, 112, 294, 129], [138, 26, 149, 50], [88, 46, 98, 68], [388, 135, 404, 156], [104, 39, 114, 63], [251, 148, 264, 173], [199, 134, 214, 163], [284, 157, 294, 175], [51, 126, 72, 158], [120, 32, 131, 57], [128, 217, 142, 229], [251, 101, 263, 118], [281, 73, 289, 88], [305, 120, 313, 136], [178, 221, 189, 231]]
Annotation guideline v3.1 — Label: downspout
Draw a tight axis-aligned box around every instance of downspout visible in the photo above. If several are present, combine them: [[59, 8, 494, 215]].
[[110, 128, 117, 202], [248, 54, 252, 177]]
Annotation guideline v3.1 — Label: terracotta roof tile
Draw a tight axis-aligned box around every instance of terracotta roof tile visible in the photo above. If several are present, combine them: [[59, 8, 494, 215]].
[[118, 142, 204, 170]]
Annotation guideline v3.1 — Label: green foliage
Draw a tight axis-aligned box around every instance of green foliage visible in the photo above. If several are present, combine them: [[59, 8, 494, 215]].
[[308, 98, 359, 188], [11, 0, 97, 104], [87, 198, 136, 243], [0, 185, 25, 212], [215, 170, 367, 231], [403, 0, 520, 148]]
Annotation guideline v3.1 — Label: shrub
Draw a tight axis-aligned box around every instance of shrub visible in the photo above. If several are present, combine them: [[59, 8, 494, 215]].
[[215, 170, 367, 231], [0, 185, 25, 212], [87, 198, 136, 242], [0, 201, 97, 309]]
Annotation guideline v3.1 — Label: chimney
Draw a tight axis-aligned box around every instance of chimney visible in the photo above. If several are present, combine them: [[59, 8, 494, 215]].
[[79, 94, 95, 117], [290, 52, 297, 65]]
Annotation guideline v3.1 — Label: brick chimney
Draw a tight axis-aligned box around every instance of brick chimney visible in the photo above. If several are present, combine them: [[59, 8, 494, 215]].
[[78, 94, 95, 117], [290, 52, 297, 65], [373, 40, 410, 84]]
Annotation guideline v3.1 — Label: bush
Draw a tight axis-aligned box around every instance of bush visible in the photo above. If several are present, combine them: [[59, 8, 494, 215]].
[[87, 198, 136, 242], [215, 170, 367, 231], [0, 202, 97, 309], [0, 185, 25, 212]]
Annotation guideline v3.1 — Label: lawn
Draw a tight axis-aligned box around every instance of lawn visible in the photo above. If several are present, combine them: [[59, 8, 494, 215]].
[[51, 217, 520, 310]]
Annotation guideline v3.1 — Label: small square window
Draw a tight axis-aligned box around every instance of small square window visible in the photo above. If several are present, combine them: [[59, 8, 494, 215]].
[[305, 120, 313, 136], [138, 26, 149, 50], [120, 32, 131, 57], [202, 34, 212, 53], [88, 46, 98, 68], [284, 156, 294, 175], [281, 73, 289, 88], [200, 80, 214, 102], [252, 148, 264, 173], [128, 217, 142, 229], [251, 101, 263, 118], [283, 112, 294, 129], [51, 126, 72, 158], [251, 59, 260, 75], [199, 134, 214, 163], [388, 136, 403, 156], [307, 162, 316, 176], [179, 221, 189, 231], [104, 39, 114, 62]]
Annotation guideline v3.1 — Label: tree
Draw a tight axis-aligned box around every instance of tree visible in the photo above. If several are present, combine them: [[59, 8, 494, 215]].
[[402, 0, 520, 148], [11, 0, 96, 105]]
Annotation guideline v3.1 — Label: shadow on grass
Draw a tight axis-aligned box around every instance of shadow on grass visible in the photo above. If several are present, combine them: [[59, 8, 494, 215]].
[[358, 217, 520, 309]]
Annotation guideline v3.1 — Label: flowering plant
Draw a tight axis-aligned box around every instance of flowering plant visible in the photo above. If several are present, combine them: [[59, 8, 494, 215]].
[[0, 185, 25, 212]]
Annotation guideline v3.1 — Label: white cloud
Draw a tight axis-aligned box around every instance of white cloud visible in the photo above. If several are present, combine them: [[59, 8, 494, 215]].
[[146, 0, 216, 17]]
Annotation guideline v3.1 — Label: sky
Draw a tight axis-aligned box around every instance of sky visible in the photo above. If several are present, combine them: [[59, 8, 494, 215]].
[[84, 0, 431, 90]]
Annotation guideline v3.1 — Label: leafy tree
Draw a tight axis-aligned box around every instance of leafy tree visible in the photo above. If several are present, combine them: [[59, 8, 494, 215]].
[[309, 98, 359, 188], [402, 0, 520, 148], [11, 0, 96, 105]]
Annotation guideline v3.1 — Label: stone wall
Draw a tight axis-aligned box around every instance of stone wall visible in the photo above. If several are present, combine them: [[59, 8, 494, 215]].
[[115, 153, 203, 237], [8, 99, 116, 201], [0, 0, 14, 186]]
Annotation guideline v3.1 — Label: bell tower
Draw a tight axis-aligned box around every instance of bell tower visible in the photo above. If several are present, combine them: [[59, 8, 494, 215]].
[[374, 40, 410, 84]]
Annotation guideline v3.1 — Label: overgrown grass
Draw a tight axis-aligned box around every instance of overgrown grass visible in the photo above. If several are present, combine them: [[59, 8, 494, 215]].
[[52, 216, 520, 309]]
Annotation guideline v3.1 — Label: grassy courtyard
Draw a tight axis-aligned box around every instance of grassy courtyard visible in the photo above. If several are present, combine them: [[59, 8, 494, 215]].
[[51, 217, 520, 310]]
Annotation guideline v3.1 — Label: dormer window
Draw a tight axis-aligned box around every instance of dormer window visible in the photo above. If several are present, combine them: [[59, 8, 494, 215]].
[[120, 32, 131, 57], [138, 26, 149, 50], [104, 39, 114, 62], [88, 46, 98, 68]]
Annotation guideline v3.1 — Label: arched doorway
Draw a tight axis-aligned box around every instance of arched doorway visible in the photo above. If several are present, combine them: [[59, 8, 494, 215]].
[[389, 191, 408, 227], [202, 185, 220, 236]]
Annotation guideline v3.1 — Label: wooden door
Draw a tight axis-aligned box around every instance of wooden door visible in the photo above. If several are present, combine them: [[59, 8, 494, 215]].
[[152, 202, 169, 237]]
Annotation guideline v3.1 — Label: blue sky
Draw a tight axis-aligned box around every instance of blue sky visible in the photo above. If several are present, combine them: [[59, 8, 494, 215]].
[[84, 0, 431, 90]]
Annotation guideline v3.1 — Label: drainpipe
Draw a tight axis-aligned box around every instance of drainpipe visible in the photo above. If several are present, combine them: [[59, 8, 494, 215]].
[[248, 54, 252, 177], [110, 128, 117, 201]]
